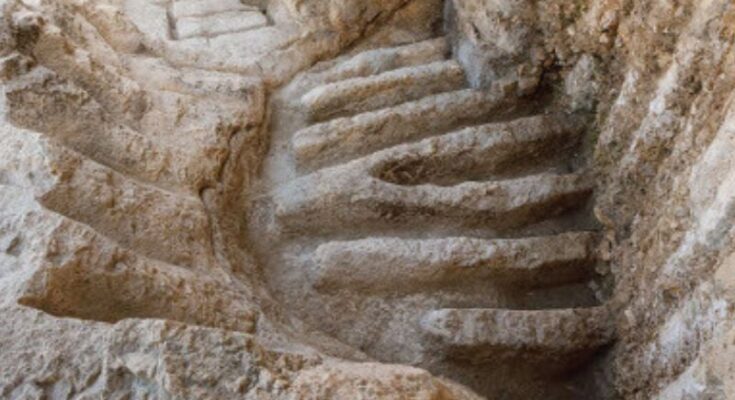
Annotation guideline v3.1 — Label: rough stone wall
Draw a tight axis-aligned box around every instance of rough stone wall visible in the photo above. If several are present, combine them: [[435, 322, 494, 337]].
[[593, 1, 735, 398], [447, 0, 735, 397]]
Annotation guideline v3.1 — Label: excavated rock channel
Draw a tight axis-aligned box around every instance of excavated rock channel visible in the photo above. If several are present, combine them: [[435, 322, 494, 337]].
[[11, 0, 735, 398]]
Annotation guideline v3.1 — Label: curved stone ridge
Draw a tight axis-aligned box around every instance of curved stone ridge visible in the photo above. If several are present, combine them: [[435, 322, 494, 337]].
[[368, 113, 586, 185], [305, 37, 451, 85]]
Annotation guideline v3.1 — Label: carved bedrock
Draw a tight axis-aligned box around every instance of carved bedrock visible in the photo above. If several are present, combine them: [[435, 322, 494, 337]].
[[3, 0, 735, 399]]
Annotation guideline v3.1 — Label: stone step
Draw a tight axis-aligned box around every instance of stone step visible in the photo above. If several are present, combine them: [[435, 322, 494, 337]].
[[302, 60, 466, 121], [293, 88, 511, 171], [311, 232, 599, 293], [368, 113, 585, 186], [176, 10, 268, 40], [6, 64, 265, 194], [273, 172, 593, 235], [238, 0, 267, 9], [0, 128, 216, 270], [124, 55, 265, 99], [307, 37, 450, 86], [5, 72, 213, 192], [172, 0, 259, 19], [29, 23, 147, 127], [420, 306, 614, 364], [0, 185, 256, 333]]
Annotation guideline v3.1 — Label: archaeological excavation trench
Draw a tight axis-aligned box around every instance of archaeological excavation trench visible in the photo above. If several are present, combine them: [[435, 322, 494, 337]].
[[1, 0, 734, 399]]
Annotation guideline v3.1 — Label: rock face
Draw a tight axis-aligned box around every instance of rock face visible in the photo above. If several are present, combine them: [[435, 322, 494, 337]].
[[0, 0, 734, 399]]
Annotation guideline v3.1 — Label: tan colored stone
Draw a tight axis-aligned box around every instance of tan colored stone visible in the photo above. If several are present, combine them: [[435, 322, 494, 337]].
[[2, 0, 735, 398]]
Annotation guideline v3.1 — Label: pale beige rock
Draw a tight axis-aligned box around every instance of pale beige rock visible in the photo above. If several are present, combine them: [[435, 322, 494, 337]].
[[106, 319, 318, 399], [0, 185, 256, 332], [0, 1, 487, 399], [0, 126, 216, 269], [274, 171, 592, 234], [303, 37, 450, 86], [312, 232, 598, 292], [176, 11, 268, 40], [172, 0, 259, 19], [2, 0, 735, 399], [0, 306, 111, 399], [447, 0, 542, 90], [292, 88, 515, 170], [291, 362, 484, 400], [252, 27, 607, 399], [420, 306, 614, 364], [5, 68, 214, 191], [302, 60, 466, 121]]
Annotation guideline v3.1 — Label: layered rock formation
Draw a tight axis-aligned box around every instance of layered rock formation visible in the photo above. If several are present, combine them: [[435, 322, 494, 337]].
[[0, 0, 733, 399]]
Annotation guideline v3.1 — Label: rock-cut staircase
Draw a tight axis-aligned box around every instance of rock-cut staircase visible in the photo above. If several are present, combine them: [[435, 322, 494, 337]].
[[1, 3, 266, 335], [168, 0, 269, 40], [250, 36, 614, 398]]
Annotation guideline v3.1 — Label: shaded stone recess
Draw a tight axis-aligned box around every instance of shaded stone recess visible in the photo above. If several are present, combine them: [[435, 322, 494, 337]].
[[0, 0, 733, 399]]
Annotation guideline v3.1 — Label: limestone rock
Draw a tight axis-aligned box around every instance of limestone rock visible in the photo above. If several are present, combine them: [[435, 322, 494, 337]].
[[291, 363, 484, 400], [1, 0, 734, 399]]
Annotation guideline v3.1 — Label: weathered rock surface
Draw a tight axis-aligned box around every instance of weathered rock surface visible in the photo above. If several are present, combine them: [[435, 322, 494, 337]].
[[1, 0, 734, 399], [0, 0, 483, 399]]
